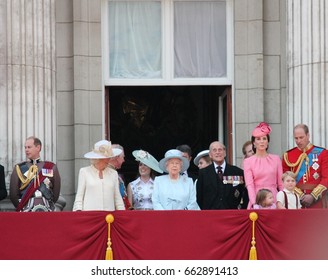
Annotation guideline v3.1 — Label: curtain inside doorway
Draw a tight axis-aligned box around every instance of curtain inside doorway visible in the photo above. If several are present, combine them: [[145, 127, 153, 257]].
[[108, 1, 227, 79], [109, 1, 162, 78], [174, 1, 227, 78]]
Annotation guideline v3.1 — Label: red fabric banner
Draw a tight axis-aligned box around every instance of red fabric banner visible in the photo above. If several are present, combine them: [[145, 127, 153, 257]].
[[0, 210, 327, 260], [0, 211, 108, 260]]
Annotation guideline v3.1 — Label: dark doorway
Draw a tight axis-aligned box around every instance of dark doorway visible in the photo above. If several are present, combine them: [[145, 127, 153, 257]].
[[105, 85, 229, 183]]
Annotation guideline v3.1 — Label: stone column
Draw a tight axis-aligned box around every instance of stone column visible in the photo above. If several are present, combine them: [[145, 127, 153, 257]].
[[0, 0, 56, 168], [287, 0, 328, 147], [0, 0, 59, 210]]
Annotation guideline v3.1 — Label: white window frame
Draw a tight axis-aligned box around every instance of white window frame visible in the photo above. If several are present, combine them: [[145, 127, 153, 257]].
[[101, 0, 234, 86]]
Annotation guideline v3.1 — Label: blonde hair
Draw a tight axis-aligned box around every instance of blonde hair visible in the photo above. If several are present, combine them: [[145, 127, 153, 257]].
[[255, 189, 272, 206], [282, 171, 296, 181]]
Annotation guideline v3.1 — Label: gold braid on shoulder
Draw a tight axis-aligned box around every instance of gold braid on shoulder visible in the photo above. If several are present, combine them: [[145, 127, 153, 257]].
[[16, 164, 38, 190], [283, 152, 309, 177]]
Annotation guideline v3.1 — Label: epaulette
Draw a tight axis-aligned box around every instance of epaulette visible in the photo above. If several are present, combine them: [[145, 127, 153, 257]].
[[15, 161, 30, 183], [313, 145, 326, 150], [17, 161, 28, 167]]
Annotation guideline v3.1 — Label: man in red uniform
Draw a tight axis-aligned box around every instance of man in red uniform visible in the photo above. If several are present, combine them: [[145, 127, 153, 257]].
[[282, 124, 328, 208], [108, 144, 133, 210]]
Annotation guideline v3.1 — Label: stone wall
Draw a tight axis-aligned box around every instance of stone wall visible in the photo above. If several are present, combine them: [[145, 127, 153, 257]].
[[234, 0, 286, 166]]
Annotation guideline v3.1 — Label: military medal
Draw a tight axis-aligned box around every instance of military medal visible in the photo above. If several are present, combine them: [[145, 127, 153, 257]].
[[42, 168, 53, 177], [313, 172, 319, 180], [312, 162, 319, 170], [312, 153, 319, 170], [223, 176, 243, 186], [234, 189, 240, 198]]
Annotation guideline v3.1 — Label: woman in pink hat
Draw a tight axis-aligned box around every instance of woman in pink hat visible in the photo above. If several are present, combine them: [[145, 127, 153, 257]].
[[243, 122, 283, 209]]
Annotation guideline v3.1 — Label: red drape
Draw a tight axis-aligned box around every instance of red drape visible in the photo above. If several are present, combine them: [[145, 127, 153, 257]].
[[0, 211, 108, 260], [0, 210, 327, 260]]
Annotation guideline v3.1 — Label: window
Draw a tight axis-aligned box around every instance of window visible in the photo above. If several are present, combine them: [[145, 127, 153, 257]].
[[103, 0, 232, 85], [174, 1, 227, 78], [108, 1, 162, 78]]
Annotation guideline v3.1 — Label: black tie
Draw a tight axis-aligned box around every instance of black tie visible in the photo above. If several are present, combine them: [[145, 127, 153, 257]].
[[217, 166, 223, 181]]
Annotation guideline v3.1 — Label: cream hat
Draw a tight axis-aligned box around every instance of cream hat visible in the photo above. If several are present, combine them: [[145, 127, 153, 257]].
[[193, 150, 210, 166], [159, 149, 189, 173], [84, 140, 122, 159], [132, 150, 163, 174]]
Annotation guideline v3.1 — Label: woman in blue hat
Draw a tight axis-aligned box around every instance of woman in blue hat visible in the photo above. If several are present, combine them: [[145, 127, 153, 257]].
[[152, 149, 200, 210]]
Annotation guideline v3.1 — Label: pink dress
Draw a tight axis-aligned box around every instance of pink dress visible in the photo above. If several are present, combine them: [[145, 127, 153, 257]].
[[253, 204, 277, 209], [244, 154, 283, 209]]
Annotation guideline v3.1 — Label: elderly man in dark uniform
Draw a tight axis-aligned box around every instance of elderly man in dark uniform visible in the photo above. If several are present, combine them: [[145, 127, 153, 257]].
[[282, 124, 328, 208], [10, 136, 61, 212], [196, 141, 247, 209]]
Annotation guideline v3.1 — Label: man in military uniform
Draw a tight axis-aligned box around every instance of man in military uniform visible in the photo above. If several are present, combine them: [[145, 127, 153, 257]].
[[10, 136, 61, 212], [282, 124, 328, 208], [108, 144, 132, 210]]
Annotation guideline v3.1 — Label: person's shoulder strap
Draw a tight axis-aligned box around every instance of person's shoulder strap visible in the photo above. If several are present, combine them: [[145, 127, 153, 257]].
[[283, 191, 288, 209], [295, 193, 299, 209]]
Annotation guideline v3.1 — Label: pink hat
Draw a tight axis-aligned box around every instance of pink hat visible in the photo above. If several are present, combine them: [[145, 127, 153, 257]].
[[252, 122, 272, 137]]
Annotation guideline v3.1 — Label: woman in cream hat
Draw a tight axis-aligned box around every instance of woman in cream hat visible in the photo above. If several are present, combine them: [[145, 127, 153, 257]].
[[73, 140, 125, 211], [152, 149, 200, 210], [243, 122, 283, 209], [127, 149, 163, 210]]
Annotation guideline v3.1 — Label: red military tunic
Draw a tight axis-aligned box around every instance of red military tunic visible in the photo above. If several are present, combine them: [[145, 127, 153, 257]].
[[282, 144, 328, 208]]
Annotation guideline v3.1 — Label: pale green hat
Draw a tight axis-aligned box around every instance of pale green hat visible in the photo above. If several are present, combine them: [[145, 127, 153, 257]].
[[132, 150, 163, 174]]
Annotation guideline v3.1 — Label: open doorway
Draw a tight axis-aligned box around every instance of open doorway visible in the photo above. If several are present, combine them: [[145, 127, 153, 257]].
[[105, 85, 231, 183]]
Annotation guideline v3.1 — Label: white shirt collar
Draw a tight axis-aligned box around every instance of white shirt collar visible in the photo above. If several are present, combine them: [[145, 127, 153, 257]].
[[135, 177, 154, 184], [283, 188, 295, 194], [214, 161, 226, 173]]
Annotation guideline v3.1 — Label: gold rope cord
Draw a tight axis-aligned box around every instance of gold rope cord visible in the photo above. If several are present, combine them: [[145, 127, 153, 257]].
[[16, 164, 38, 190], [283, 152, 309, 180], [105, 214, 114, 260], [249, 212, 258, 260]]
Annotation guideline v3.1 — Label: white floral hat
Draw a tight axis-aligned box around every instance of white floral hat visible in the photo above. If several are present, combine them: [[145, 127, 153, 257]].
[[159, 149, 189, 173], [84, 140, 122, 159], [132, 150, 163, 174], [193, 150, 210, 166]]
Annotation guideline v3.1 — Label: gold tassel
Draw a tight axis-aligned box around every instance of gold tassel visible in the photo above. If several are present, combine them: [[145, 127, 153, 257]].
[[249, 212, 258, 260], [105, 214, 114, 260]]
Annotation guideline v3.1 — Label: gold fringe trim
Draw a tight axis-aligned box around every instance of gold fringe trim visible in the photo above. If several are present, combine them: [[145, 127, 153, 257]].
[[311, 184, 327, 200], [249, 212, 258, 260], [294, 187, 305, 199], [105, 214, 114, 260]]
